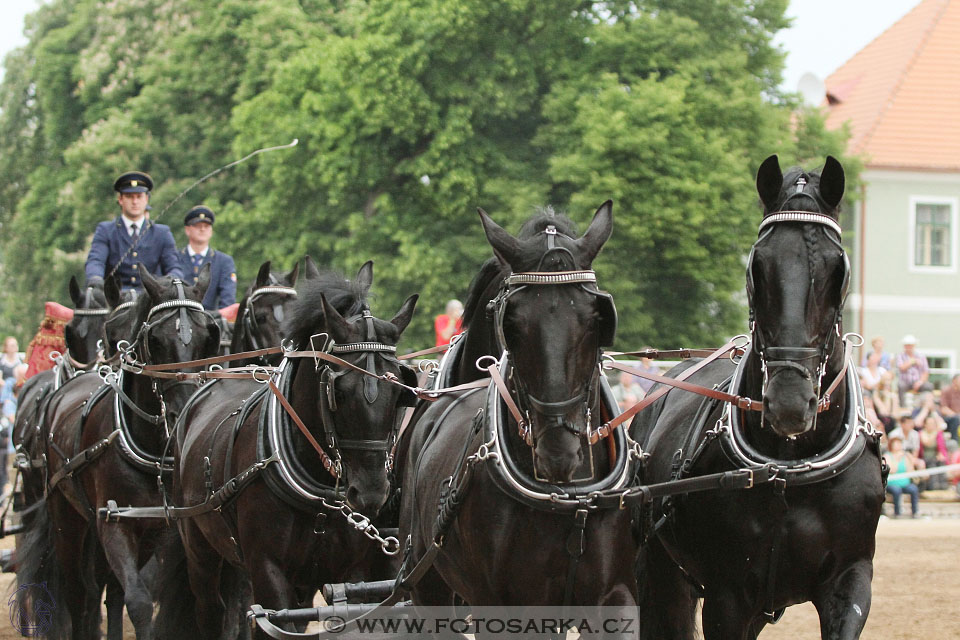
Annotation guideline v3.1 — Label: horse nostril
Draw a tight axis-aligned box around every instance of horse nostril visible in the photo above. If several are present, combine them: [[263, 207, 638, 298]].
[[808, 397, 818, 413]]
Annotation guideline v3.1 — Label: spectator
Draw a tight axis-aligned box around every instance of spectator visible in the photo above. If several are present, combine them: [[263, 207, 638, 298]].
[[434, 299, 463, 348], [893, 416, 924, 467], [860, 335, 892, 370], [859, 351, 886, 393], [631, 348, 660, 394], [611, 371, 644, 411], [945, 439, 960, 496], [0, 336, 22, 389], [938, 373, 960, 441], [884, 432, 921, 518], [872, 372, 899, 434], [896, 334, 931, 404], [918, 413, 949, 490], [0, 361, 22, 493]]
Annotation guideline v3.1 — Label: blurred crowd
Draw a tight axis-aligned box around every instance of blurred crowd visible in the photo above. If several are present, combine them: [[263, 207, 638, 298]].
[[0, 336, 27, 495], [858, 334, 960, 518]]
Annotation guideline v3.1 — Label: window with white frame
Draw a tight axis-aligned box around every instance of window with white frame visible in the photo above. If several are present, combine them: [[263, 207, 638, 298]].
[[909, 197, 958, 272]]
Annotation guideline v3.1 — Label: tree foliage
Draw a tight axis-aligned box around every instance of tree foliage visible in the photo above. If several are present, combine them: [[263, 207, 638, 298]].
[[0, 0, 858, 350]]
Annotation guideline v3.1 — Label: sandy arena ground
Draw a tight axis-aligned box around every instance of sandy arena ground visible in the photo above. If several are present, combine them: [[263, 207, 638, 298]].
[[0, 508, 956, 638]]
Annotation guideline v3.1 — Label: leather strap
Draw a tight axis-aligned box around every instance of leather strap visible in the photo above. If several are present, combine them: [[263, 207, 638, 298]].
[[268, 380, 340, 479], [588, 339, 741, 444], [818, 338, 853, 412], [484, 362, 530, 445], [606, 361, 761, 412]]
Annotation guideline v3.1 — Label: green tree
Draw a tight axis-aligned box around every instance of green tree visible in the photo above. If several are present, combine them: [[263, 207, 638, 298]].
[[0, 0, 859, 353]]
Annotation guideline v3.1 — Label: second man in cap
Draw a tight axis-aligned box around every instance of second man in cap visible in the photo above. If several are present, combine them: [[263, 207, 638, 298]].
[[177, 205, 237, 310]]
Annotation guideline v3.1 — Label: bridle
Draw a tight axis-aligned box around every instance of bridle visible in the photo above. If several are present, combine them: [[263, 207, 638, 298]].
[[99, 291, 139, 366], [121, 280, 220, 392], [66, 286, 111, 369], [241, 277, 298, 352], [487, 224, 617, 446], [311, 308, 418, 475], [745, 176, 851, 417]]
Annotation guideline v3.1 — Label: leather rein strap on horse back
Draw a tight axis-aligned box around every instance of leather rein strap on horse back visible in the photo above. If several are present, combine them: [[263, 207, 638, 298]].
[[587, 338, 743, 445]]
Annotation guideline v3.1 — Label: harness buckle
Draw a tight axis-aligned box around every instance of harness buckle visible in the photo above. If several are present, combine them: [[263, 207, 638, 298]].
[[745, 469, 755, 489]]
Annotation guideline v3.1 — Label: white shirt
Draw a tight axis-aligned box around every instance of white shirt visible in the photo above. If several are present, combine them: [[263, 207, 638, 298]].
[[122, 216, 144, 237], [187, 246, 209, 258]]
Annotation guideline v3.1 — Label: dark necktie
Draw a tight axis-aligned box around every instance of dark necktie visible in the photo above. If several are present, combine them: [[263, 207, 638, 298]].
[[130, 223, 140, 243]]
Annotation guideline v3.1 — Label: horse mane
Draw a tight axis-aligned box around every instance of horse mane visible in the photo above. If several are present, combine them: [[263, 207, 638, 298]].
[[462, 207, 579, 331], [282, 271, 368, 348]]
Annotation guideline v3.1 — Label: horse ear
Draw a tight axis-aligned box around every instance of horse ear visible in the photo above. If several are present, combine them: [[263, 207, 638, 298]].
[[303, 255, 321, 280], [820, 156, 845, 210], [756, 154, 783, 212], [390, 294, 419, 335], [285, 262, 300, 287], [194, 263, 212, 300], [319, 293, 351, 343], [255, 261, 272, 289], [69, 276, 82, 306], [478, 208, 523, 268], [104, 273, 122, 308], [356, 260, 374, 295], [139, 264, 164, 300], [575, 200, 613, 266]]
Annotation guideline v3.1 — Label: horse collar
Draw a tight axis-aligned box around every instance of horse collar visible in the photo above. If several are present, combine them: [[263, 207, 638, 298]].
[[711, 348, 880, 486]]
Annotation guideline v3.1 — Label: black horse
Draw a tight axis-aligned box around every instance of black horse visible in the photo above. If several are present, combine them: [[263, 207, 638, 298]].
[[633, 156, 884, 640], [398, 204, 638, 618], [230, 260, 302, 364], [154, 261, 418, 639], [20, 265, 221, 640]]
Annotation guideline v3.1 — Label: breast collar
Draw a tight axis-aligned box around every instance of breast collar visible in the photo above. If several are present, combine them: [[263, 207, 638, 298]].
[[480, 356, 636, 511], [708, 345, 881, 485]]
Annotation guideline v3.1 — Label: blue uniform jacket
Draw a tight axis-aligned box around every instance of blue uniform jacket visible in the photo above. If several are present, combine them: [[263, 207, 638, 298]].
[[177, 248, 237, 310], [85, 217, 183, 290]]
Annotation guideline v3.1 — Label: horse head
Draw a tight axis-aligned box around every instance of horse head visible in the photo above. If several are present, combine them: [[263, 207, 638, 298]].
[[65, 275, 109, 366], [283, 261, 418, 515], [232, 260, 300, 359], [132, 264, 222, 369], [748, 155, 849, 438], [101, 273, 141, 363], [479, 202, 615, 483]]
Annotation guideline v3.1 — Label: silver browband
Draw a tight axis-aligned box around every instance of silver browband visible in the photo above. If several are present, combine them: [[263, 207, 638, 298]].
[[330, 342, 397, 355], [249, 285, 298, 301], [72, 308, 111, 316], [757, 211, 842, 237], [112, 301, 136, 313], [145, 299, 206, 320], [505, 271, 597, 286]]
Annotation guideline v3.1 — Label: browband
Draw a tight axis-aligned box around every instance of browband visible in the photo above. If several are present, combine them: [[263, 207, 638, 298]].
[[145, 298, 206, 320], [757, 211, 842, 237], [504, 271, 597, 286], [72, 308, 111, 316]]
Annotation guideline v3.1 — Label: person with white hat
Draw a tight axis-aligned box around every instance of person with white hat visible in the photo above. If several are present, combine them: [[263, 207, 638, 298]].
[[896, 334, 931, 403]]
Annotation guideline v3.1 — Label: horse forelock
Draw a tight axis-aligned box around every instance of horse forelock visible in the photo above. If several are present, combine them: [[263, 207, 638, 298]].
[[771, 166, 837, 218], [518, 207, 579, 239], [282, 271, 367, 348]]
